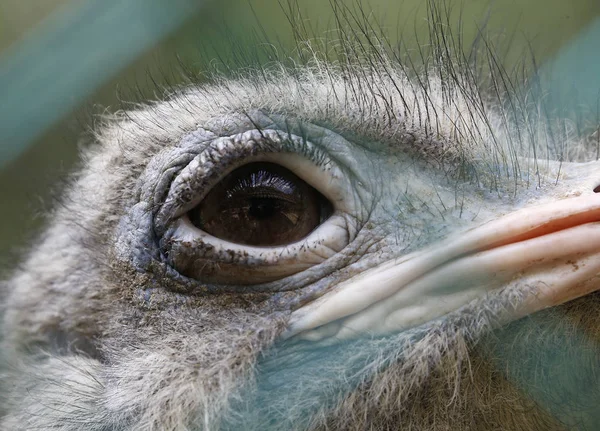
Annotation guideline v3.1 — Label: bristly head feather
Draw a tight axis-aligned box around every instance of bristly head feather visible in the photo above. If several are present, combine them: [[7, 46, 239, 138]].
[[2, 1, 600, 430]]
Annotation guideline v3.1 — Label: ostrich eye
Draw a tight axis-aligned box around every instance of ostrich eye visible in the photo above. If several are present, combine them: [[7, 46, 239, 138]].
[[188, 162, 334, 246], [155, 125, 361, 287]]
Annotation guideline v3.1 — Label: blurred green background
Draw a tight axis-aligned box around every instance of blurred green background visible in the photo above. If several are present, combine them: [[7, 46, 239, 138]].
[[0, 0, 599, 273]]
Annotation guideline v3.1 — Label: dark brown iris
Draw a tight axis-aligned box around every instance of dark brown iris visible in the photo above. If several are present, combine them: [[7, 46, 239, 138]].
[[188, 162, 333, 246]]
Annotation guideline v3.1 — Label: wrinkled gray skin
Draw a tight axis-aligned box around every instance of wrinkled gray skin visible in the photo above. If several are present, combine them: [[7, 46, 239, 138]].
[[2, 5, 600, 431]]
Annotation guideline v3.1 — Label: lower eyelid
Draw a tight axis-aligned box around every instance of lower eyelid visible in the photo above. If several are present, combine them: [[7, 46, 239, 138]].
[[161, 214, 352, 285]]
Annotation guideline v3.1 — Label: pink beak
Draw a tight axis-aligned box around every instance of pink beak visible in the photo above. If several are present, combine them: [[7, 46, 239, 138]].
[[285, 171, 600, 343]]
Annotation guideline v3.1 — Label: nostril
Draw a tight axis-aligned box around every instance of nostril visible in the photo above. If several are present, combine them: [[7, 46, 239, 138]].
[[594, 185, 600, 193]]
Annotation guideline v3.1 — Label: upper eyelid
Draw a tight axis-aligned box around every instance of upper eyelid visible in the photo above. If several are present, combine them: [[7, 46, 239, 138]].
[[262, 113, 375, 183], [151, 125, 349, 235]]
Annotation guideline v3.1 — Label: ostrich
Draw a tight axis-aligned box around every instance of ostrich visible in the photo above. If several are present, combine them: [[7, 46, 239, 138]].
[[2, 2, 600, 430]]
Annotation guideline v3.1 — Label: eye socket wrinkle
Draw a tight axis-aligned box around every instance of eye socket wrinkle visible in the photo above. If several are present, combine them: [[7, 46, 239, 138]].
[[115, 121, 362, 289]]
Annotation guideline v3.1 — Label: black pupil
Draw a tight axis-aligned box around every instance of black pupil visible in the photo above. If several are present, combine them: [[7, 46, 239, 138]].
[[249, 198, 277, 220], [187, 162, 333, 246]]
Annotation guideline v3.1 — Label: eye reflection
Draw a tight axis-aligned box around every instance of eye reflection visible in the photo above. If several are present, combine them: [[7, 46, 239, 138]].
[[188, 162, 334, 246]]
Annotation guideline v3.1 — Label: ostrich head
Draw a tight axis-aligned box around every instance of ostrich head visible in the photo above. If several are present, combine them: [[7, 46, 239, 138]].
[[2, 2, 600, 430]]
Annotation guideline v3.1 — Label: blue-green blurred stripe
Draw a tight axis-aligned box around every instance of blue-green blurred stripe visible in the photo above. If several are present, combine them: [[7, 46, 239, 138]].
[[0, 0, 206, 167]]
